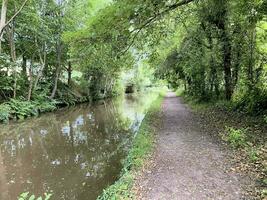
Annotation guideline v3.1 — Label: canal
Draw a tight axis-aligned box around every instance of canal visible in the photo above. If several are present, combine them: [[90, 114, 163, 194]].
[[0, 92, 159, 199]]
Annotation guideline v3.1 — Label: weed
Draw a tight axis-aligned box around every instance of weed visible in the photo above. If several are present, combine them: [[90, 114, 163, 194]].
[[247, 147, 259, 162], [225, 127, 247, 148], [18, 192, 52, 200]]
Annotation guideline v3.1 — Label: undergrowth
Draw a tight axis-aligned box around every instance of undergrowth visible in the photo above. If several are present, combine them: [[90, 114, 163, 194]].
[[97, 92, 165, 200], [18, 192, 52, 200], [0, 97, 57, 122], [224, 127, 247, 148]]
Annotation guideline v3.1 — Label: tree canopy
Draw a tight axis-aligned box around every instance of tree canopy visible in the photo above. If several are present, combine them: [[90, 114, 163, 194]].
[[0, 0, 266, 121]]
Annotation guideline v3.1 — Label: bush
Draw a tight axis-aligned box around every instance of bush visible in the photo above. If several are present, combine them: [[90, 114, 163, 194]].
[[33, 96, 57, 113], [225, 127, 247, 148], [8, 99, 38, 119], [233, 88, 267, 114]]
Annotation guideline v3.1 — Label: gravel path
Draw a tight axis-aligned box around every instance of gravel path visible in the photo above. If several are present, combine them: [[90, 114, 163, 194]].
[[136, 92, 250, 200]]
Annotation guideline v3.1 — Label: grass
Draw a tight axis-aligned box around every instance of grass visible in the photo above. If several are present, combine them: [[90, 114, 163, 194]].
[[97, 92, 165, 200]]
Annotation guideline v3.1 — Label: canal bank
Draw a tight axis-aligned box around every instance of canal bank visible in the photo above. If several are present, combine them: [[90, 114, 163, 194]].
[[97, 92, 165, 200]]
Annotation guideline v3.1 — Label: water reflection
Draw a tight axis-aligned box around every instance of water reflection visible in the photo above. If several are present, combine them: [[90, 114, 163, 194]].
[[0, 92, 159, 200]]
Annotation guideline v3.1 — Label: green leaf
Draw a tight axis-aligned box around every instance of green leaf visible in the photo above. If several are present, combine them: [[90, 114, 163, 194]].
[[29, 195, 36, 200], [18, 192, 29, 200]]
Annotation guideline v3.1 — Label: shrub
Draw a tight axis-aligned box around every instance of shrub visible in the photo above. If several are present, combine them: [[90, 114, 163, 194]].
[[34, 98, 57, 113], [8, 99, 38, 119], [233, 88, 267, 114]]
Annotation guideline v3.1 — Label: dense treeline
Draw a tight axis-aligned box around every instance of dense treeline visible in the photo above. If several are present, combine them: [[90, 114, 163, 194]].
[[0, 0, 266, 122], [0, 0, 124, 121], [65, 0, 267, 114], [155, 0, 267, 114]]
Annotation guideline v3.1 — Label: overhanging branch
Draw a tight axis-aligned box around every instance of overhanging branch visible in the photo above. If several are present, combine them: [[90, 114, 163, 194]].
[[0, 0, 29, 36], [120, 0, 195, 56]]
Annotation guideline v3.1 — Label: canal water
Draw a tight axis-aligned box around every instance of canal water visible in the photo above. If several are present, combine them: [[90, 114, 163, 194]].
[[0, 92, 159, 200]]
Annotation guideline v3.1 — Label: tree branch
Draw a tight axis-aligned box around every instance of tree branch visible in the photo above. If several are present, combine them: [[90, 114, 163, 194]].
[[120, 0, 195, 56], [0, 0, 29, 35]]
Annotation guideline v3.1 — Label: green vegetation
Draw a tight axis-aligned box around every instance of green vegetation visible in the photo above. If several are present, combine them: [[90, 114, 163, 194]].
[[0, 97, 57, 122], [98, 93, 165, 200], [152, 1, 267, 115], [0, 0, 266, 198], [18, 192, 52, 200], [224, 127, 247, 148], [248, 147, 259, 162], [0, 0, 266, 122]]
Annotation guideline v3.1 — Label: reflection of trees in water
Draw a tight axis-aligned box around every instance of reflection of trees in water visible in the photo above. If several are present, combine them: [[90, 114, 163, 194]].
[[0, 96, 146, 200]]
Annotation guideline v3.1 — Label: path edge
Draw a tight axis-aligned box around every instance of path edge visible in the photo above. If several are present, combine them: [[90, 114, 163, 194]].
[[97, 91, 166, 200]]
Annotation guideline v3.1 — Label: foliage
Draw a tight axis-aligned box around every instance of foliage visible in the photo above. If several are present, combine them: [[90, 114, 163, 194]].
[[0, 97, 57, 122], [225, 127, 247, 148], [0, 0, 265, 120], [8, 98, 38, 119], [150, 0, 267, 114], [0, 103, 11, 122], [18, 192, 52, 200], [176, 87, 185, 97], [248, 147, 259, 162]]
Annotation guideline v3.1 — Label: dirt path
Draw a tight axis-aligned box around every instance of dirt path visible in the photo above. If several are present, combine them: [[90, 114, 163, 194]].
[[135, 92, 251, 200]]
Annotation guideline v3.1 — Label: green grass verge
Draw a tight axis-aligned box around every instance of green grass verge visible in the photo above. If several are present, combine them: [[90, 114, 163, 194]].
[[97, 93, 165, 200]]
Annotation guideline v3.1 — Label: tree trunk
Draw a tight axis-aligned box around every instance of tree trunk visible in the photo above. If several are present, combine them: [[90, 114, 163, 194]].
[[0, 0, 28, 53], [33, 40, 46, 91], [206, 30, 217, 96], [27, 59, 33, 101], [215, 8, 232, 100], [6, 24, 17, 98], [0, 0, 8, 53], [50, 42, 62, 99], [232, 24, 242, 89], [222, 29, 232, 101], [247, 26, 256, 89], [212, 1, 233, 101], [232, 46, 241, 89], [22, 54, 27, 77], [50, 67, 60, 99], [67, 61, 72, 86]]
